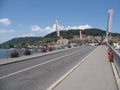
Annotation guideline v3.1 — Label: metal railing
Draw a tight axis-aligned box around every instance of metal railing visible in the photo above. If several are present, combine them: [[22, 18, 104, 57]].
[[107, 44, 120, 77]]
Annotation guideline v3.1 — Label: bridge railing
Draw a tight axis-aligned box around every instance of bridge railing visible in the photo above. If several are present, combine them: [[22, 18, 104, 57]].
[[107, 44, 120, 77]]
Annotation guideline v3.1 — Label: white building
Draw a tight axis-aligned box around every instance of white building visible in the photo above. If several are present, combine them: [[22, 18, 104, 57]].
[[113, 43, 120, 50]]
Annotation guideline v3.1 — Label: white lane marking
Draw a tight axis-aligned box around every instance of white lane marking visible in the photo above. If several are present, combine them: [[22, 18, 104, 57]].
[[0, 50, 82, 79], [111, 62, 120, 90], [47, 46, 97, 90]]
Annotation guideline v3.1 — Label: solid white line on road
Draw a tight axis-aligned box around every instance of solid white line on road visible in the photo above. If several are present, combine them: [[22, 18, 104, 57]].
[[47, 46, 98, 90], [0, 49, 83, 79], [111, 62, 120, 90]]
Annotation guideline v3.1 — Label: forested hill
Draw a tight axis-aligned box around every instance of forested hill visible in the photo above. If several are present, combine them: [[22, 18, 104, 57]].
[[0, 28, 120, 48], [0, 37, 43, 47], [45, 28, 120, 38]]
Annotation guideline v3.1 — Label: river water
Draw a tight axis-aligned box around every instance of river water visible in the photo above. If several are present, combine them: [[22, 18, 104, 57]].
[[0, 49, 41, 60]]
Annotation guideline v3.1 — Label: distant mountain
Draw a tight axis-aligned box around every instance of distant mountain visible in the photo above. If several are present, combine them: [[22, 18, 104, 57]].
[[0, 28, 120, 48], [0, 37, 43, 48]]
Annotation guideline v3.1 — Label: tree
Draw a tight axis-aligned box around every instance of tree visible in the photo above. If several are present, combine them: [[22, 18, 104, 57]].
[[9, 44, 14, 48], [108, 39, 113, 46], [21, 42, 28, 48]]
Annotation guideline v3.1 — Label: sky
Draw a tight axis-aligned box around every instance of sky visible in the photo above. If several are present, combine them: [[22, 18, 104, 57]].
[[0, 0, 120, 44]]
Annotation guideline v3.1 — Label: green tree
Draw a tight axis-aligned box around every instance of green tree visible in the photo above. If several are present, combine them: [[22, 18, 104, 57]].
[[21, 42, 28, 48], [108, 39, 113, 46]]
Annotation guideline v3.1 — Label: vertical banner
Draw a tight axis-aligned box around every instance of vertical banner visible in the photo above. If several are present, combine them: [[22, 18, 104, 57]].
[[80, 30, 82, 40], [107, 9, 113, 33], [106, 9, 113, 42], [55, 20, 60, 37]]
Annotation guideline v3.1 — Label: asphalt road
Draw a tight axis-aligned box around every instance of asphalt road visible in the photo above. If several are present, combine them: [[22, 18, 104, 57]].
[[0, 46, 96, 90]]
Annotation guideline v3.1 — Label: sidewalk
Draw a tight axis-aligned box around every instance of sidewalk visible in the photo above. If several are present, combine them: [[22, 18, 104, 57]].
[[52, 46, 118, 90]]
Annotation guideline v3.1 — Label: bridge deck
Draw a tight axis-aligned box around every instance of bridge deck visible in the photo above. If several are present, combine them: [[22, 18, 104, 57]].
[[53, 46, 118, 90]]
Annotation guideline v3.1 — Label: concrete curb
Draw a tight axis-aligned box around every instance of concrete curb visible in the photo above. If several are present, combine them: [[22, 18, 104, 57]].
[[47, 46, 98, 90], [111, 62, 120, 90], [0, 46, 82, 66]]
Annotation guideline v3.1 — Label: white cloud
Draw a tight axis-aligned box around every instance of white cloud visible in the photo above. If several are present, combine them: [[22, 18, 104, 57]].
[[47, 24, 56, 33], [30, 24, 93, 36], [65, 25, 92, 30], [0, 29, 15, 34], [31, 25, 56, 36], [31, 25, 42, 32], [45, 26, 51, 30], [0, 18, 11, 25], [46, 24, 92, 33]]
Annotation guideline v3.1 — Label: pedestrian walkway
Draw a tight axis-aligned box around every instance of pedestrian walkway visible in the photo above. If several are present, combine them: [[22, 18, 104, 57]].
[[53, 46, 118, 90]]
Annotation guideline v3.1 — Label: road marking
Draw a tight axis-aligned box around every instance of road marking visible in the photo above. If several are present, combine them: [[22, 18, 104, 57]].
[[0, 49, 83, 79], [47, 46, 97, 90], [111, 62, 120, 90]]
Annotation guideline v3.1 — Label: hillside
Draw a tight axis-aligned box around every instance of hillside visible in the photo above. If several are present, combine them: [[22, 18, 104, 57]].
[[0, 28, 120, 48], [45, 30, 80, 39], [0, 37, 43, 48], [45, 28, 106, 38], [45, 28, 120, 38]]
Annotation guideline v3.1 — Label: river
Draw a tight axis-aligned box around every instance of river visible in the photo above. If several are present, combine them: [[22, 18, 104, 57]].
[[0, 49, 41, 60]]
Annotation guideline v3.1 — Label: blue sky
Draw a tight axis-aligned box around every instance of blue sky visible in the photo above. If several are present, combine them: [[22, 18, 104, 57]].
[[0, 0, 120, 44]]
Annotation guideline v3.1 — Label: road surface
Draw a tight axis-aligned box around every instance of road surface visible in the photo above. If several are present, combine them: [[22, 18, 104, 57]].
[[0, 46, 96, 90]]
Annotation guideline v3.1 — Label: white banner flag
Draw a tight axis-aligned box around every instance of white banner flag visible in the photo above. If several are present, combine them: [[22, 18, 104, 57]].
[[55, 20, 60, 37], [80, 30, 83, 40], [107, 9, 113, 32]]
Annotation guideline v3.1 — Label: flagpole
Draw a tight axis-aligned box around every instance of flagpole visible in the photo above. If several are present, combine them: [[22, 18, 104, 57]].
[[55, 19, 60, 37], [80, 30, 83, 45], [107, 9, 113, 44], [55, 19, 63, 48]]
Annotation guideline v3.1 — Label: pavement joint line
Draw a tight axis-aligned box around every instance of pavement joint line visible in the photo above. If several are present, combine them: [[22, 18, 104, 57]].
[[47, 46, 98, 90], [0, 49, 83, 79], [0, 46, 82, 66], [111, 62, 120, 90]]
